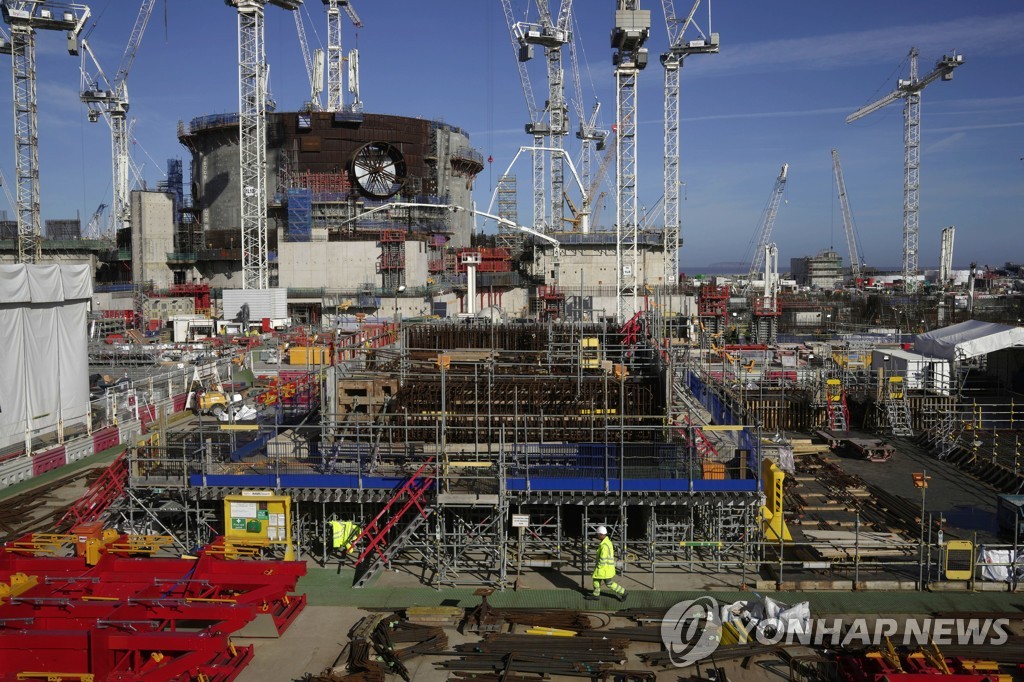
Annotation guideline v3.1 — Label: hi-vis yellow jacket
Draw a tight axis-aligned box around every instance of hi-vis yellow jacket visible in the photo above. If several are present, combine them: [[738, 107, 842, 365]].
[[593, 536, 616, 580]]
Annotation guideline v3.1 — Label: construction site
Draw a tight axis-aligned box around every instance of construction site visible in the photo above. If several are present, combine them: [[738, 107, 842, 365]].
[[2, 0, 1024, 681]]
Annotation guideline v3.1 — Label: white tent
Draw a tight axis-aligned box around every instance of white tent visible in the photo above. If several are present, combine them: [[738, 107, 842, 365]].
[[0, 264, 93, 452], [914, 320, 1024, 361]]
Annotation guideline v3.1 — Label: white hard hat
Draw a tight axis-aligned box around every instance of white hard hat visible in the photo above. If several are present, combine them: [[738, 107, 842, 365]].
[[596, 525, 608, 535]]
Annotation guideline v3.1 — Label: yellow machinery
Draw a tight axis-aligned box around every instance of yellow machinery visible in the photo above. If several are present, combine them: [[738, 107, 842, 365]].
[[761, 459, 792, 542], [186, 366, 230, 418]]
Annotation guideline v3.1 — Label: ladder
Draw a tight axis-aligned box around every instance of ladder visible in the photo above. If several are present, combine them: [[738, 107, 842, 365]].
[[884, 376, 914, 437], [932, 409, 961, 460], [351, 456, 435, 588], [825, 378, 850, 432]]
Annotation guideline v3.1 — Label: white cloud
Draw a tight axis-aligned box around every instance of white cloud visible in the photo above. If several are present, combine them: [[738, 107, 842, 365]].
[[929, 121, 1024, 133], [692, 13, 1024, 77], [924, 131, 966, 153]]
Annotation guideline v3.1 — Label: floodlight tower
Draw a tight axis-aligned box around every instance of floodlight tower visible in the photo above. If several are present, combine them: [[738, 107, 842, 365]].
[[79, 0, 156, 240], [846, 47, 964, 293], [323, 0, 361, 112], [660, 0, 717, 285], [611, 0, 649, 322], [227, 0, 302, 290], [1, 0, 90, 263]]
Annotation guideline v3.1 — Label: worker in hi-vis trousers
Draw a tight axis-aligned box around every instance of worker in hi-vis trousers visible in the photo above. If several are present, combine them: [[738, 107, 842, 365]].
[[585, 526, 627, 601], [329, 520, 361, 555]]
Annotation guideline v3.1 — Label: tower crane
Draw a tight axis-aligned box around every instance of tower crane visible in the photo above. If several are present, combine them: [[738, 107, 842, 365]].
[[1, 0, 91, 264], [79, 0, 156, 241], [831, 149, 864, 284], [939, 225, 955, 287], [585, 126, 617, 230], [846, 47, 964, 293], [510, 0, 575, 233], [567, 26, 606, 232], [500, 0, 546, 233], [744, 163, 788, 291], [294, 9, 324, 110], [323, 0, 360, 112], [612, 0, 650, 322], [0, 168, 16, 215], [227, 0, 302, 290], [660, 0, 717, 285], [85, 202, 107, 239]]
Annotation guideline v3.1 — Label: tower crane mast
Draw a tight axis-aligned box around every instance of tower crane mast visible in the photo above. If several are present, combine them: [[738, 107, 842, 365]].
[[510, 0, 575, 234], [745, 163, 788, 290], [227, 0, 302, 291], [831, 149, 864, 283], [500, 0, 546, 234], [612, 0, 649, 322], [846, 47, 964, 293], [79, 0, 156, 240], [323, 0, 360, 112], [1, 0, 91, 264], [568, 24, 607, 228], [660, 0, 717, 285]]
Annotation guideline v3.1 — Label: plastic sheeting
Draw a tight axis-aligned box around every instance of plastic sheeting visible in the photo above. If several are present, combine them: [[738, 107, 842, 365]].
[[977, 548, 1023, 583], [0, 264, 92, 452], [914, 320, 1024, 361]]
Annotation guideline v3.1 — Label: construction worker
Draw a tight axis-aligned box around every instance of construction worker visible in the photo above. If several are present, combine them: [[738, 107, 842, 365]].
[[329, 520, 361, 555], [585, 526, 627, 601]]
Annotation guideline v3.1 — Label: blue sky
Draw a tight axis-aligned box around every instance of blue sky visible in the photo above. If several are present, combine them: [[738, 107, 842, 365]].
[[1, 1, 1021, 273]]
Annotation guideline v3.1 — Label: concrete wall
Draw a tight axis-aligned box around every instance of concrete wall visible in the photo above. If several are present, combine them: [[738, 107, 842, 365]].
[[191, 129, 241, 231], [0, 251, 99, 271], [440, 127, 475, 248], [195, 260, 242, 289], [275, 238, 433, 290], [534, 242, 669, 289], [278, 241, 379, 289], [131, 190, 176, 289], [92, 289, 135, 312]]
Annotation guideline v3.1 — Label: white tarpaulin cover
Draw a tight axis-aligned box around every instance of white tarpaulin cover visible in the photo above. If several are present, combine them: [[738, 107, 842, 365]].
[[914, 320, 1024, 361], [0, 264, 92, 452], [977, 548, 1022, 582]]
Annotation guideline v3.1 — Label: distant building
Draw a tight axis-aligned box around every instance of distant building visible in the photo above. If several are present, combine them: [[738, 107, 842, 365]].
[[791, 249, 843, 289], [46, 219, 81, 240]]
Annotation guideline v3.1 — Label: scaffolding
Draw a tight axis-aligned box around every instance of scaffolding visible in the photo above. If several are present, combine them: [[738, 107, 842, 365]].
[[106, 320, 768, 590], [496, 174, 521, 256], [377, 229, 406, 291]]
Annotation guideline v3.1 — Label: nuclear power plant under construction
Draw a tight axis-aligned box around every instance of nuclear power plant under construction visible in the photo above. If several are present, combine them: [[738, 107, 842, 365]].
[[1, 1, 1023, 681]]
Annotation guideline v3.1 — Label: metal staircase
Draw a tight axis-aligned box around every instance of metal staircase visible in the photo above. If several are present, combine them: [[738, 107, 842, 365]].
[[57, 450, 130, 531], [884, 376, 914, 437], [351, 456, 435, 588]]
